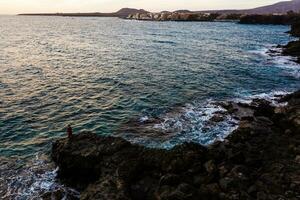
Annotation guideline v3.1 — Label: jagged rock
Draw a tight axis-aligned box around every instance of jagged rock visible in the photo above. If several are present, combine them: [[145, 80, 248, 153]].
[[159, 174, 181, 186], [282, 22, 300, 63], [219, 177, 235, 191], [239, 14, 300, 25], [204, 160, 216, 174], [51, 90, 300, 200], [295, 155, 300, 164], [209, 114, 225, 123], [290, 22, 300, 37]]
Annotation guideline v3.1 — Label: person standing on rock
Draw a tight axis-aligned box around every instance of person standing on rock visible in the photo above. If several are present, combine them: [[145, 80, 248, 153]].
[[67, 124, 73, 139]]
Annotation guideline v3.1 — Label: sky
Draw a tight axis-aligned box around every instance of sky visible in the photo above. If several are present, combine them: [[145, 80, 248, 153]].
[[0, 0, 287, 14]]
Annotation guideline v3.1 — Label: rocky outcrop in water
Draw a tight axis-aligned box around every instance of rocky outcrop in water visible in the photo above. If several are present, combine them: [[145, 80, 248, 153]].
[[51, 90, 300, 200], [282, 22, 300, 63], [282, 40, 300, 63], [290, 22, 300, 37]]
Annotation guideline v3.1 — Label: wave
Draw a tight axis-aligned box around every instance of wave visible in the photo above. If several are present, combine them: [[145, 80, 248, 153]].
[[233, 89, 293, 106], [2, 89, 295, 198], [249, 45, 300, 79], [120, 88, 297, 149], [120, 100, 239, 149], [0, 154, 79, 199]]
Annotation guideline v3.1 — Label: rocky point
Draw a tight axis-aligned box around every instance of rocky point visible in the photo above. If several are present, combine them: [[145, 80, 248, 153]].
[[50, 90, 300, 200]]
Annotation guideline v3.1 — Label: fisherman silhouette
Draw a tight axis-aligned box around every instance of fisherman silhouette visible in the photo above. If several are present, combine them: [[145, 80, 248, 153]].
[[67, 125, 73, 139]]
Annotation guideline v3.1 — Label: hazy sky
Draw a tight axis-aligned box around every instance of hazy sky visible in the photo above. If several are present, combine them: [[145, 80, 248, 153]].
[[0, 0, 287, 14]]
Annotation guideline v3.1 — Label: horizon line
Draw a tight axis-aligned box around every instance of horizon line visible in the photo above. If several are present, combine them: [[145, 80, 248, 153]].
[[2, 0, 293, 15]]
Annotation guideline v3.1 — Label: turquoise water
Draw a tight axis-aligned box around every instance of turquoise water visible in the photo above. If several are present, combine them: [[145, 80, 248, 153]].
[[0, 16, 299, 158]]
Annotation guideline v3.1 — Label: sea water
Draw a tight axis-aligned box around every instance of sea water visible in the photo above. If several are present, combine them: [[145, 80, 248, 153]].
[[0, 16, 299, 198]]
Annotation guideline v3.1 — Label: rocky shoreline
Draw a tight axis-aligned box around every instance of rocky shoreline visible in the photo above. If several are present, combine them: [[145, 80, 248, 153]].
[[48, 23, 300, 200], [239, 14, 300, 25], [282, 22, 300, 63], [49, 90, 300, 200]]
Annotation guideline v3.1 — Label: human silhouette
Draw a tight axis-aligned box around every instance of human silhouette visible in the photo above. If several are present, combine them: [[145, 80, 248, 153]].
[[67, 125, 73, 139]]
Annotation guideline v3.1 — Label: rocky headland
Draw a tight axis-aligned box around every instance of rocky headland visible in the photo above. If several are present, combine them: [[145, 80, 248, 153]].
[[234, 13, 300, 64], [44, 17, 300, 200], [282, 22, 300, 63], [239, 13, 300, 25], [290, 22, 300, 37], [49, 89, 300, 200]]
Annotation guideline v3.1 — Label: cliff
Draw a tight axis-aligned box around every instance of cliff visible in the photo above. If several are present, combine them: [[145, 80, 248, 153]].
[[49, 90, 300, 200], [282, 22, 300, 63], [290, 22, 300, 37]]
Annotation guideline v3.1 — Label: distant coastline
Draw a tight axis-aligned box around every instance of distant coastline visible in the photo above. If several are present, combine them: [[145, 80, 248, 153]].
[[18, 0, 300, 19], [18, 8, 148, 19]]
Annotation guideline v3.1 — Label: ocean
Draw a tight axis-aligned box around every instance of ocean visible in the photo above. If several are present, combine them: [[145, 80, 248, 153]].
[[0, 16, 299, 198]]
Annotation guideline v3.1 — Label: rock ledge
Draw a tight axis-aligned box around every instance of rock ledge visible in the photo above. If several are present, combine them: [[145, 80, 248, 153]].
[[52, 91, 300, 200]]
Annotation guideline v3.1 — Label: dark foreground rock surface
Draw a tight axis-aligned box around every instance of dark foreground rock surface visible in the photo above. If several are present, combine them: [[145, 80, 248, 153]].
[[51, 90, 300, 200], [290, 22, 300, 37]]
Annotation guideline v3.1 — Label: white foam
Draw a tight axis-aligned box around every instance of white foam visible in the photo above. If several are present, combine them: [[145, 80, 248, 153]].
[[248, 47, 270, 57], [125, 88, 299, 150], [127, 100, 239, 149], [139, 116, 149, 123], [2, 154, 80, 199], [234, 90, 292, 106], [250, 45, 300, 79]]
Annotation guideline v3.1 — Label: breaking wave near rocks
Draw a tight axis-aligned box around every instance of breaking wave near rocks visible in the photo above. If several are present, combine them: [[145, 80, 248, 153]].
[[119, 100, 239, 149]]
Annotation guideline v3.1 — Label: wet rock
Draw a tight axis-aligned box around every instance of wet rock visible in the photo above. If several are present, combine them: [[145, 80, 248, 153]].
[[257, 191, 267, 200], [290, 22, 300, 37], [156, 183, 197, 200], [285, 129, 292, 135], [159, 174, 180, 186], [218, 165, 229, 178], [219, 177, 235, 191], [282, 40, 300, 63], [295, 155, 300, 164], [209, 114, 225, 123], [282, 22, 300, 63], [239, 14, 300, 25], [81, 177, 130, 200], [199, 183, 221, 199], [255, 116, 274, 126], [204, 160, 216, 174], [247, 184, 257, 196], [252, 99, 275, 118], [42, 190, 79, 200], [228, 151, 245, 164], [51, 90, 300, 200]]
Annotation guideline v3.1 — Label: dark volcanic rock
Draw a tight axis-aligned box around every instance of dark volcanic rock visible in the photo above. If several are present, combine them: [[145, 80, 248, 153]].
[[282, 21, 300, 63], [239, 14, 300, 25], [282, 40, 300, 63], [290, 22, 300, 37], [51, 90, 300, 200]]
